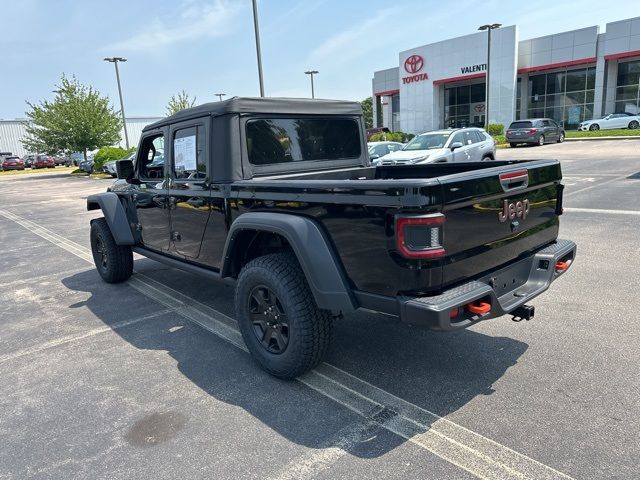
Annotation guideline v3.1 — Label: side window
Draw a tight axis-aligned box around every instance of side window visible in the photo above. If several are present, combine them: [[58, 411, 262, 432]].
[[541, 120, 551, 127], [451, 132, 465, 146], [549, 120, 558, 128], [472, 131, 485, 143], [139, 134, 165, 179], [172, 125, 207, 180], [463, 131, 475, 145]]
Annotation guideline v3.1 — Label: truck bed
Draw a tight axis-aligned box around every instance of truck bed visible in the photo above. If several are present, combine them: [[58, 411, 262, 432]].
[[230, 160, 563, 297]]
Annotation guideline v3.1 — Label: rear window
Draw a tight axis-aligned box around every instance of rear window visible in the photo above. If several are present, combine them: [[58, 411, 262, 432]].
[[509, 121, 532, 129], [246, 118, 361, 166]]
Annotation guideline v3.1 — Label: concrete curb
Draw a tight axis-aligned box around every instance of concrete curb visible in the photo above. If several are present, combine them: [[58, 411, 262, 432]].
[[565, 136, 640, 141]]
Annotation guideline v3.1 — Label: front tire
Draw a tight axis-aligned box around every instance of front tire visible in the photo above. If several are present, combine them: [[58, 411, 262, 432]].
[[90, 218, 133, 283], [589, 124, 599, 131], [235, 253, 333, 379], [538, 135, 545, 146], [557, 132, 565, 143], [629, 120, 639, 129]]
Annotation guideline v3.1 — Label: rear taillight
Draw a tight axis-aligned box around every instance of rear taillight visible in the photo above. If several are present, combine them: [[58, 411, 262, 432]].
[[528, 128, 538, 134], [395, 214, 445, 259]]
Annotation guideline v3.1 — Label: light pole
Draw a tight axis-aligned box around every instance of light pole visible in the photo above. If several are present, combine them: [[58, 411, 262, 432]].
[[214, 93, 226, 101], [103, 56, 129, 149], [251, 0, 265, 97], [477, 23, 501, 129], [304, 70, 319, 99]]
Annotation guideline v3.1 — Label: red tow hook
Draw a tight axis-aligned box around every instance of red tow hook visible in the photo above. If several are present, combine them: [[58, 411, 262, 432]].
[[555, 260, 571, 273], [466, 301, 491, 315]]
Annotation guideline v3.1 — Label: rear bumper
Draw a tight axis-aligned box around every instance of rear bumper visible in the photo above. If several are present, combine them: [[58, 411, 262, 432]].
[[506, 135, 537, 143], [398, 239, 576, 330]]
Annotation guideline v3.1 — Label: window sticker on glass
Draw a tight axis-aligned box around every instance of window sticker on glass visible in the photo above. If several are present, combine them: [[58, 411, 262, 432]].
[[174, 135, 197, 172]]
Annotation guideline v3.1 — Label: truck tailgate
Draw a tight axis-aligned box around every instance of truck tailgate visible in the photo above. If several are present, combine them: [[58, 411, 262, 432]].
[[438, 160, 562, 287]]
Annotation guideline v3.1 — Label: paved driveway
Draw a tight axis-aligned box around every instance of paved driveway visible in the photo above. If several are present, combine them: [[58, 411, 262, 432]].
[[1, 140, 638, 479]]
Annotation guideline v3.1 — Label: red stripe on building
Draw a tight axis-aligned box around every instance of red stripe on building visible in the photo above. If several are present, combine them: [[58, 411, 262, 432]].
[[604, 49, 640, 61], [432, 72, 485, 85], [374, 89, 400, 96], [517, 57, 596, 74]]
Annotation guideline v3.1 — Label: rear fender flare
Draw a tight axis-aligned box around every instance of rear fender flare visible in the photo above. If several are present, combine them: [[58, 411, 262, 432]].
[[86, 192, 135, 245], [222, 212, 356, 314]]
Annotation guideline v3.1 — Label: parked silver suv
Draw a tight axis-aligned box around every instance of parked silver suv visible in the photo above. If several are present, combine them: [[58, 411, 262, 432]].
[[378, 128, 496, 165]]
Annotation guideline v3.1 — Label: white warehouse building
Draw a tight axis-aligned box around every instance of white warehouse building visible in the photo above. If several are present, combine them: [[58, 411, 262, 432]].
[[372, 16, 640, 133], [0, 117, 162, 157]]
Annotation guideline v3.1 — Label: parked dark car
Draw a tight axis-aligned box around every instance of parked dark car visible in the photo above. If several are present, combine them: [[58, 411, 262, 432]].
[[1, 156, 25, 171], [87, 97, 576, 379], [32, 155, 55, 169], [53, 156, 72, 166], [79, 158, 95, 173], [22, 154, 36, 168], [506, 118, 565, 147]]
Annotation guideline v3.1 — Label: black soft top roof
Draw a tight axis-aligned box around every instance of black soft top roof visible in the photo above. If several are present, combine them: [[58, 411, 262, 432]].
[[144, 96, 363, 131]]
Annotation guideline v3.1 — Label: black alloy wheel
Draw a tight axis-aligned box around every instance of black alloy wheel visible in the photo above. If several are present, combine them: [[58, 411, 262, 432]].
[[248, 285, 289, 354]]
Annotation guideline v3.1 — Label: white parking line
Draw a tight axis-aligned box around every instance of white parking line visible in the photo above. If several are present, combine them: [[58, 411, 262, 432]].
[[564, 207, 640, 216], [0, 209, 575, 480], [0, 309, 173, 364], [565, 173, 631, 197]]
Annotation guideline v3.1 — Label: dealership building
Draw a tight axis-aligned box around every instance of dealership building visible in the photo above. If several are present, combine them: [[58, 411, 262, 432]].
[[372, 16, 640, 133]]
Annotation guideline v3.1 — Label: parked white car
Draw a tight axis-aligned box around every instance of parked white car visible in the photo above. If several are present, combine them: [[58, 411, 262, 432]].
[[378, 128, 496, 165], [578, 113, 640, 131]]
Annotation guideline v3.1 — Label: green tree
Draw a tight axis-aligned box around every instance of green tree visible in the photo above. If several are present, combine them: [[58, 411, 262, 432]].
[[22, 75, 122, 161], [361, 96, 373, 129], [166, 90, 197, 116]]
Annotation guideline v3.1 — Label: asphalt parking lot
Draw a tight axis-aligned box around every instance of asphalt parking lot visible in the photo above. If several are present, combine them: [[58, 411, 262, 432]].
[[1, 139, 638, 480]]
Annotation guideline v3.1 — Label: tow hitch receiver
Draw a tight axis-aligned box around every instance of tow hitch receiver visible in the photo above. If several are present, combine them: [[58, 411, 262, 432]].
[[512, 304, 535, 322]]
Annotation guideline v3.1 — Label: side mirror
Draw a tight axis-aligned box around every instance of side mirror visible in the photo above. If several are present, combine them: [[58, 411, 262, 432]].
[[450, 141, 463, 151], [370, 154, 380, 160], [116, 159, 135, 181]]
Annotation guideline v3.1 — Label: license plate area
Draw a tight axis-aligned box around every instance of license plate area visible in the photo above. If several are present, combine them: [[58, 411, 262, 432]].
[[482, 257, 531, 298]]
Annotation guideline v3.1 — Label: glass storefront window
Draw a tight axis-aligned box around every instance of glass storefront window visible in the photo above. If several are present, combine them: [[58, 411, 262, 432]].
[[615, 60, 640, 114], [444, 82, 485, 128], [526, 66, 596, 129], [617, 61, 640, 86]]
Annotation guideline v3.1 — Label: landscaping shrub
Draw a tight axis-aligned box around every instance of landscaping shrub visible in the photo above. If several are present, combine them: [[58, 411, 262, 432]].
[[369, 131, 415, 143], [487, 123, 504, 136], [93, 146, 134, 171]]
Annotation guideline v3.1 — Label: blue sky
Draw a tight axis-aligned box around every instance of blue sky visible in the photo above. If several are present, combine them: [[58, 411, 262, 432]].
[[1, 0, 637, 119]]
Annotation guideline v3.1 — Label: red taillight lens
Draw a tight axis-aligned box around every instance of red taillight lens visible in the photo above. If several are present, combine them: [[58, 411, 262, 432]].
[[528, 128, 538, 134], [395, 214, 445, 259]]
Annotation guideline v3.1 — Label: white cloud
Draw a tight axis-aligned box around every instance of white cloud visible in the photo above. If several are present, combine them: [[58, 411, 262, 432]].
[[103, 0, 246, 51]]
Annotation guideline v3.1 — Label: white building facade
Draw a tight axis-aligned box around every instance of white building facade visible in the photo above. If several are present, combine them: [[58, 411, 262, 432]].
[[0, 117, 162, 157], [372, 16, 640, 133]]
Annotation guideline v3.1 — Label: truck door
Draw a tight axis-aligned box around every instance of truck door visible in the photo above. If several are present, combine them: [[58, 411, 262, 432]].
[[167, 119, 218, 261], [135, 131, 171, 252]]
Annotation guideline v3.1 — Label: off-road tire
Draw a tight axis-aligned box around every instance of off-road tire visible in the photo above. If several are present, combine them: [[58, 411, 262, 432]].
[[90, 217, 133, 283], [235, 253, 333, 379]]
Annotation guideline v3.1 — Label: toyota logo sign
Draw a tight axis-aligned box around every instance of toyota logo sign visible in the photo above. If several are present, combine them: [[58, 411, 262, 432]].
[[404, 55, 424, 74]]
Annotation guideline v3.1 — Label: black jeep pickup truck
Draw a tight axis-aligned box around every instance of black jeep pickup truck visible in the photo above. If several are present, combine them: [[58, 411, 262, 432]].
[[87, 97, 576, 379]]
